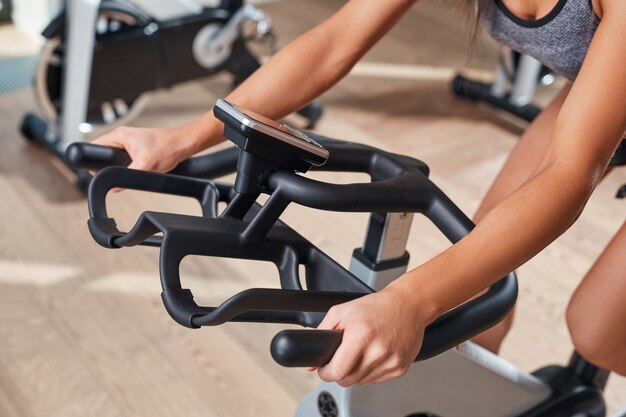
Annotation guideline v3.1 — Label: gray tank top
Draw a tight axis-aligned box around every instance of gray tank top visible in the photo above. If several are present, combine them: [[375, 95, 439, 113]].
[[481, 0, 600, 81]]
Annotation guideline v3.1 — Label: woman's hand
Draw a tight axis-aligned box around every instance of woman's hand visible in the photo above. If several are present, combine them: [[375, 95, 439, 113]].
[[91, 126, 198, 173], [312, 284, 430, 386]]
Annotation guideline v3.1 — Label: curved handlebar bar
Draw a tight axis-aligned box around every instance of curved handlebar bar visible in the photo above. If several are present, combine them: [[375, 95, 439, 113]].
[[66, 143, 132, 170], [68, 139, 517, 367], [272, 274, 517, 367], [66, 142, 240, 179]]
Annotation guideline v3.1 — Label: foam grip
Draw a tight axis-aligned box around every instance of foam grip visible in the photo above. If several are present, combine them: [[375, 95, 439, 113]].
[[20, 113, 49, 143], [66, 143, 132, 170], [270, 329, 343, 367]]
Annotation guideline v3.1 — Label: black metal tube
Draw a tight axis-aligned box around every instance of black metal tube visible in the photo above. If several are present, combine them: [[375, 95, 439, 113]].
[[568, 352, 610, 390], [452, 75, 541, 122]]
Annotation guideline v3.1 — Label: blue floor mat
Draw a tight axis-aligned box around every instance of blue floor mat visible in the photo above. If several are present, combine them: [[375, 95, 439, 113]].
[[0, 55, 36, 95]]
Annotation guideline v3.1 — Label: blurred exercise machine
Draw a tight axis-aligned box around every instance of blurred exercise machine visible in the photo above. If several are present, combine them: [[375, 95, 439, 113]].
[[453, 48, 554, 122], [20, 0, 323, 190], [0, 0, 11, 21]]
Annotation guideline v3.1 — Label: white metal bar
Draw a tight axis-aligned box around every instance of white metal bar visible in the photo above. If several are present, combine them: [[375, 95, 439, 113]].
[[60, 0, 100, 145]]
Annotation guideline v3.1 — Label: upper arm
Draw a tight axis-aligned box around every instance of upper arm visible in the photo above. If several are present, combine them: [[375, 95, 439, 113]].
[[543, 0, 626, 181]]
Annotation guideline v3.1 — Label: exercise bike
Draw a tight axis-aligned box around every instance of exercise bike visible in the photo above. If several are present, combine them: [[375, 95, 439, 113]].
[[452, 48, 553, 123], [0, 0, 10, 21], [20, 0, 323, 191], [67, 99, 624, 417], [452, 48, 626, 201]]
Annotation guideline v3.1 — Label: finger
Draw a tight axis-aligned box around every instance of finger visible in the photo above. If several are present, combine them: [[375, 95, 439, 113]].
[[313, 307, 341, 371], [126, 158, 151, 172], [357, 370, 389, 385], [368, 368, 407, 385], [91, 128, 125, 147], [359, 359, 410, 385], [337, 347, 386, 387], [317, 330, 363, 383], [109, 159, 145, 193], [317, 307, 341, 331], [357, 361, 397, 385], [89, 130, 127, 178]]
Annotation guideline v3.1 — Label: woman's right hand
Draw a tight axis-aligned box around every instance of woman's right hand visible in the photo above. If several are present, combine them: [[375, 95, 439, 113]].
[[91, 125, 199, 173]]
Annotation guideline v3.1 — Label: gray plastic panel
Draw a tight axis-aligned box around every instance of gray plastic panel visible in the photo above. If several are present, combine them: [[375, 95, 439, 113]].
[[296, 342, 551, 417]]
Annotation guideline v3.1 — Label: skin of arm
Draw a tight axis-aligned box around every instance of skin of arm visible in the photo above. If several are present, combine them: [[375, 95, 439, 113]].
[[314, 0, 626, 386], [92, 0, 417, 171], [191, 0, 419, 147]]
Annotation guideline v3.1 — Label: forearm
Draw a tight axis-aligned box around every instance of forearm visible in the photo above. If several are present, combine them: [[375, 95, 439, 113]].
[[178, 0, 417, 154], [228, 31, 355, 120], [185, 28, 355, 151], [391, 163, 596, 324], [399, 1, 626, 325]]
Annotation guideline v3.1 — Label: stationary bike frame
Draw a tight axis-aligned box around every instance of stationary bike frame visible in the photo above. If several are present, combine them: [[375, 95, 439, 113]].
[[298, 217, 611, 417], [67, 130, 615, 417], [453, 48, 546, 123]]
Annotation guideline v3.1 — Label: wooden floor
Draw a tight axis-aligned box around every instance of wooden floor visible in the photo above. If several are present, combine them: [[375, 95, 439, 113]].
[[0, 1, 624, 416]]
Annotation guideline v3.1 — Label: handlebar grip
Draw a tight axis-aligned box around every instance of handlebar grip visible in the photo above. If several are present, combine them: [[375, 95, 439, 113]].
[[67, 143, 241, 179], [271, 329, 343, 367], [66, 143, 132, 170], [269, 271, 517, 367]]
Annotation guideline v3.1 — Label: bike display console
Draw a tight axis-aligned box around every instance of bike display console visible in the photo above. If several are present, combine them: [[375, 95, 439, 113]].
[[214, 99, 329, 172]]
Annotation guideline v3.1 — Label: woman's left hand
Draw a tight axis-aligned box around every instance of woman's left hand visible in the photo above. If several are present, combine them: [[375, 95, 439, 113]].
[[311, 284, 430, 386]]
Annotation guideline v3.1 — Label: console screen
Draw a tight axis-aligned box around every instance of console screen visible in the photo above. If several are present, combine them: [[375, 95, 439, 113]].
[[230, 102, 324, 147]]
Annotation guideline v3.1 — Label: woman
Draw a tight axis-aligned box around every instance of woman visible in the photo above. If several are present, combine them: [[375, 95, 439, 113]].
[[94, 0, 626, 385]]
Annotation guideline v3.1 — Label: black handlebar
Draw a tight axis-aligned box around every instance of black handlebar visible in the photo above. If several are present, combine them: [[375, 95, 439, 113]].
[[271, 330, 344, 367], [66, 142, 240, 179], [272, 274, 517, 366], [66, 143, 132, 170], [69, 139, 518, 368]]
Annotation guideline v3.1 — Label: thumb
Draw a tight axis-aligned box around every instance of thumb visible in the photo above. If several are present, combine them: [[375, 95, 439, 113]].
[[307, 307, 341, 372], [126, 159, 146, 171], [317, 307, 341, 331], [88, 129, 129, 177], [92, 130, 124, 148]]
